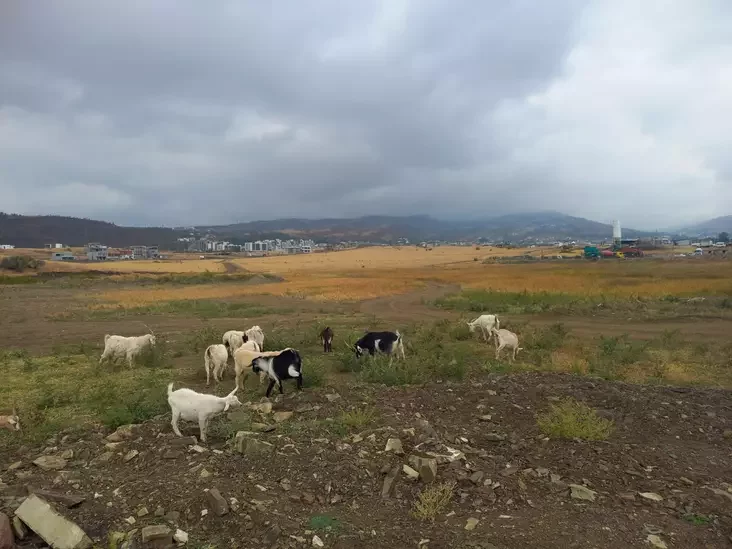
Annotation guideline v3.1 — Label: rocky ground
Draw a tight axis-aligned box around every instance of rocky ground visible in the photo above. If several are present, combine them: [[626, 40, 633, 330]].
[[2, 372, 732, 548]]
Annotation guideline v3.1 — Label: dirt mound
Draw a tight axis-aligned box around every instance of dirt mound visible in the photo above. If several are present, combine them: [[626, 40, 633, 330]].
[[2, 373, 731, 548]]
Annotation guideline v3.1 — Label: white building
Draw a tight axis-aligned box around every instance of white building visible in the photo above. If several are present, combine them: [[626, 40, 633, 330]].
[[0, 244, 15, 250]]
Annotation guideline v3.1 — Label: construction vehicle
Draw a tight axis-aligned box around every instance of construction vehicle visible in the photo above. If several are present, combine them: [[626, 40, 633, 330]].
[[583, 246, 601, 260]]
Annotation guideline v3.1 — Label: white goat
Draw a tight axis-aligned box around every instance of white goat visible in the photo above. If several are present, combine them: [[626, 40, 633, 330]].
[[222, 330, 246, 355], [0, 409, 20, 432], [467, 314, 500, 343], [167, 382, 242, 443], [233, 344, 285, 391], [491, 328, 522, 361], [245, 325, 265, 350], [100, 333, 156, 366], [204, 343, 230, 386]]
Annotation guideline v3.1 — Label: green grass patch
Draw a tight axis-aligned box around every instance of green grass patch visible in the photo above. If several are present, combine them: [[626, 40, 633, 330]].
[[308, 514, 342, 533], [537, 398, 614, 441]]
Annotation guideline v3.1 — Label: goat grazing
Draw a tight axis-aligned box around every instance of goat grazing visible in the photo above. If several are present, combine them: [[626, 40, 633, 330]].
[[222, 330, 247, 355], [320, 326, 334, 352], [100, 333, 156, 367], [204, 343, 230, 386], [0, 409, 20, 432], [492, 328, 522, 361], [353, 330, 405, 363], [467, 314, 500, 343], [167, 382, 241, 443], [251, 348, 303, 398]]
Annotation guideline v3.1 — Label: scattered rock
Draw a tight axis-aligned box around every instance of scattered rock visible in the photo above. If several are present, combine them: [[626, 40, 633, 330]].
[[385, 438, 404, 455], [105, 442, 124, 451], [125, 517, 136, 525], [325, 393, 341, 402], [569, 484, 597, 502], [312, 534, 324, 547], [415, 418, 438, 438], [465, 517, 479, 531], [190, 445, 206, 454], [403, 465, 419, 479], [169, 436, 197, 447], [107, 424, 140, 442], [137, 506, 149, 517], [273, 411, 294, 423], [154, 506, 165, 517], [163, 450, 183, 460], [206, 488, 229, 516], [479, 415, 492, 421], [639, 492, 664, 502], [93, 451, 114, 464], [0, 513, 13, 549], [124, 450, 139, 462], [382, 467, 399, 498], [15, 494, 93, 549], [263, 525, 281, 547], [164, 511, 181, 523], [27, 487, 86, 508], [409, 454, 438, 483], [251, 402, 273, 414], [199, 468, 212, 479], [303, 492, 316, 504], [11, 516, 27, 541], [173, 528, 188, 545], [708, 487, 732, 503], [32, 455, 67, 471], [470, 471, 485, 485], [235, 433, 275, 456], [141, 525, 172, 544], [252, 423, 276, 433], [6, 462, 22, 472], [59, 449, 74, 460], [646, 534, 668, 549]]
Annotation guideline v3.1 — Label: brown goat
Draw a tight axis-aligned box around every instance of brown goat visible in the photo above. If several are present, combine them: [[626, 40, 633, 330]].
[[320, 326, 334, 353]]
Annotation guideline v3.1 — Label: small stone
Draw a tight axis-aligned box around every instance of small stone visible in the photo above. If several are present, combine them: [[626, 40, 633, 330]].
[[141, 525, 172, 543], [273, 411, 294, 423], [163, 450, 183, 459], [169, 436, 197, 447], [312, 534, 324, 547], [479, 415, 492, 421], [125, 516, 137, 525], [32, 455, 67, 471], [484, 433, 505, 442], [190, 445, 206, 453], [470, 471, 485, 485], [385, 438, 404, 455], [15, 495, 92, 549], [94, 451, 114, 464], [303, 492, 316, 504], [59, 449, 74, 460], [723, 429, 732, 439], [251, 402, 273, 414], [325, 393, 341, 402], [263, 525, 281, 546], [124, 450, 139, 462], [235, 433, 275, 456], [137, 506, 149, 517], [173, 528, 188, 544], [12, 515, 28, 540], [646, 534, 668, 549], [465, 517, 479, 531], [639, 492, 664, 502], [382, 467, 399, 498], [206, 488, 229, 516], [403, 465, 419, 479], [164, 510, 181, 523], [199, 468, 212, 479], [252, 423, 276, 433], [154, 506, 165, 517], [7, 462, 22, 471], [105, 442, 124, 450], [569, 484, 597, 502]]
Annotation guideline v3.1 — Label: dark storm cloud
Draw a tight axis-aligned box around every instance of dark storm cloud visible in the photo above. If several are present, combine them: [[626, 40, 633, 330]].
[[0, 0, 730, 228]]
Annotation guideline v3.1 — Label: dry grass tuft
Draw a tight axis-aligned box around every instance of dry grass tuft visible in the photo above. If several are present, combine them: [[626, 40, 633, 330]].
[[537, 398, 614, 441], [412, 481, 456, 522]]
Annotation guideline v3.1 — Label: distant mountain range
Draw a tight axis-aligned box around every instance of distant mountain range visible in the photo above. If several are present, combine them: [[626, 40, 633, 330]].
[[1, 211, 728, 248]]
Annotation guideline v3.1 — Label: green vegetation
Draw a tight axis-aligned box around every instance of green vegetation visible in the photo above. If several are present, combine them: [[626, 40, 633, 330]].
[[73, 299, 286, 321], [537, 398, 614, 441], [0, 255, 43, 272]]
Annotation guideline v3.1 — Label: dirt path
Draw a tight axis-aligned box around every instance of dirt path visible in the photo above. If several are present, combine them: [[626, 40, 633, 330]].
[[359, 282, 461, 321]]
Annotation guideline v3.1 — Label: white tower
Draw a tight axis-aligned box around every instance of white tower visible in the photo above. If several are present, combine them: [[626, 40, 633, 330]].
[[612, 220, 621, 246]]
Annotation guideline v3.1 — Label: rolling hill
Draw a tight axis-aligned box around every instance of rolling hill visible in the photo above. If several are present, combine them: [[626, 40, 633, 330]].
[[0, 211, 657, 248], [675, 216, 732, 236]]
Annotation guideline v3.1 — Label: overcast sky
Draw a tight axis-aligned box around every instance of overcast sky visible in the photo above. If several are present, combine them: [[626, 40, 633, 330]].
[[1, 1, 730, 229]]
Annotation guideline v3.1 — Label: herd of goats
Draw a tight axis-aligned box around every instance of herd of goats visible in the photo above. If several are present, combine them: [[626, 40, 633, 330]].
[[1, 314, 522, 443]]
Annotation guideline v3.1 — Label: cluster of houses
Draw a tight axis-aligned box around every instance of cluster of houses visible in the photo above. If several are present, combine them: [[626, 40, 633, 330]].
[[178, 237, 315, 255], [49, 243, 161, 262]]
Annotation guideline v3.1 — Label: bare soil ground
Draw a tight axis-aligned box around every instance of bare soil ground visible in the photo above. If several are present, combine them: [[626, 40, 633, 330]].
[[2, 374, 732, 548]]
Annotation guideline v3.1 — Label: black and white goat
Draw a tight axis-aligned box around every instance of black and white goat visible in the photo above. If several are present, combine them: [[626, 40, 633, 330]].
[[320, 326, 334, 353], [353, 330, 405, 363], [251, 348, 303, 398]]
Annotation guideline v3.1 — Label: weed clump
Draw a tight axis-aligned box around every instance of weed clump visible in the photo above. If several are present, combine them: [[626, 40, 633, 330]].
[[537, 398, 614, 441]]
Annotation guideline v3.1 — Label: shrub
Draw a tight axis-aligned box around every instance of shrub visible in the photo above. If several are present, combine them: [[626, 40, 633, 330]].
[[537, 398, 614, 441], [186, 326, 220, 354], [0, 255, 43, 272], [412, 481, 456, 521]]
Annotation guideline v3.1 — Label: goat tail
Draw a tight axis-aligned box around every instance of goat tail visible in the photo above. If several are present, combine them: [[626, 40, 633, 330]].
[[167, 382, 174, 396]]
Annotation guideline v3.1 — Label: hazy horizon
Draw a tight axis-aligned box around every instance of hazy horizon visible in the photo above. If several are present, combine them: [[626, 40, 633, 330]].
[[1, 1, 730, 229]]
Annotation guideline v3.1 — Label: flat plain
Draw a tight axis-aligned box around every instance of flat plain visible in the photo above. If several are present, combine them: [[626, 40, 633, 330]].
[[1, 246, 731, 548]]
